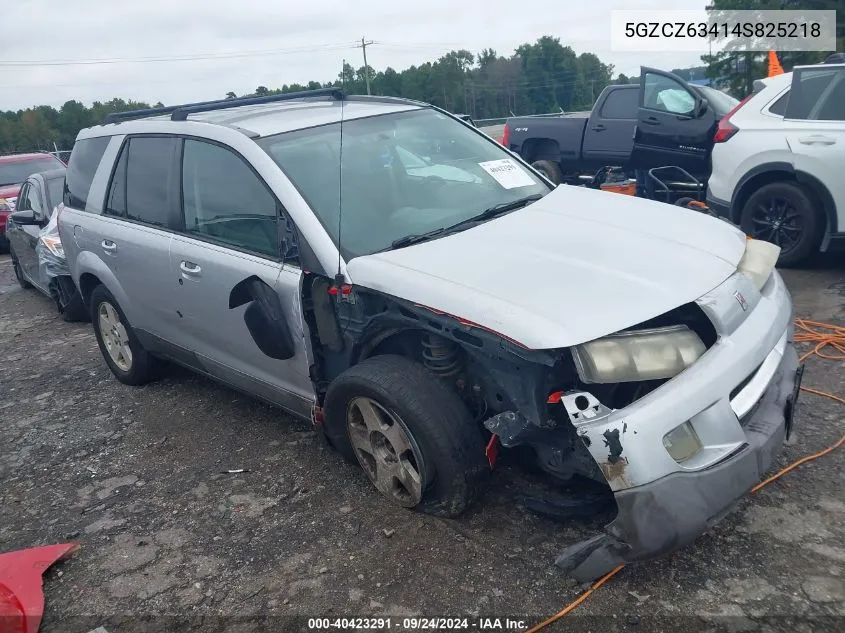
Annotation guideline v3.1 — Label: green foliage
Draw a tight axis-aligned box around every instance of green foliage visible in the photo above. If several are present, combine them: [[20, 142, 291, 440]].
[[1, 35, 616, 154], [701, 0, 844, 96]]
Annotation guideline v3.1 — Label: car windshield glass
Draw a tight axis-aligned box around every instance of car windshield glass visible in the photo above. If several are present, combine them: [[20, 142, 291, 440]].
[[257, 108, 550, 260], [695, 85, 739, 117], [46, 177, 65, 212], [0, 157, 64, 186]]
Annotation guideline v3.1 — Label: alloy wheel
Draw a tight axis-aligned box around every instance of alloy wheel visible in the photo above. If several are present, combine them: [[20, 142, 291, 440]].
[[751, 196, 803, 254], [346, 397, 425, 507], [98, 302, 133, 372]]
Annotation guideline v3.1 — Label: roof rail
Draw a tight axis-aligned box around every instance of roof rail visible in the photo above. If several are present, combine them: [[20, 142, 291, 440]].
[[102, 88, 345, 124], [170, 88, 345, 121], [103, 98, 226, 124]]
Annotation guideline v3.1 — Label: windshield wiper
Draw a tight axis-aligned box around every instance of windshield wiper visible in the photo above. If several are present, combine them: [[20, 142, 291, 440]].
[[385, 194, 543, 252], [389, 226, 447, 250], [441, 193, 544, 235]]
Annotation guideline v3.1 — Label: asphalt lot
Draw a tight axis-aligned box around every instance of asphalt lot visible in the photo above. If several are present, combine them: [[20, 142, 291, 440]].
[[1, 251, 844, 633]]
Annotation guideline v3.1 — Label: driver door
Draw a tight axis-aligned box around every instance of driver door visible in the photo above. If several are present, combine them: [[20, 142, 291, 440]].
[[11, 180, 47, 288], [169, 137, 314, 413], [631, 67, 716, 175]]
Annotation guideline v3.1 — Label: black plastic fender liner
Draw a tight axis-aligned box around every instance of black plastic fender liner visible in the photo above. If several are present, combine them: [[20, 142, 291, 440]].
[[229, 276, 295, 360]]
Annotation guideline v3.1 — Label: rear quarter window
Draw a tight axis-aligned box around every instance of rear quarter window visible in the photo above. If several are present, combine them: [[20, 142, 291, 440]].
[[599, 89, 638, 119], [64, 137, 110, 210]]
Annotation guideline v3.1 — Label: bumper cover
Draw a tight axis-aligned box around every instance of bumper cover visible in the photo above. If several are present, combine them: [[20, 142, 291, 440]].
[[556, 343, 802, 581]]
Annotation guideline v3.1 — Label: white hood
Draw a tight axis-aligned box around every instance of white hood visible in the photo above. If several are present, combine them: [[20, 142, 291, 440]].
[[346, 185, 747, 349]]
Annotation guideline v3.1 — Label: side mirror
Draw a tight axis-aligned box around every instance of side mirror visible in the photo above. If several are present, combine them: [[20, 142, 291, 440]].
[[695, 98, 708, 118], [229, 276, 295, 360], [10, 209, 39, 225]]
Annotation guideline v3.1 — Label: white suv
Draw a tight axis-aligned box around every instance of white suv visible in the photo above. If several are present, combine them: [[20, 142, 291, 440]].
[[707, 62, 845, 265]]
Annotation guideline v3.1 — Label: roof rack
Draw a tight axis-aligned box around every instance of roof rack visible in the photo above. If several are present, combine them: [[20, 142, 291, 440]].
[[103, 88, 346, 124]]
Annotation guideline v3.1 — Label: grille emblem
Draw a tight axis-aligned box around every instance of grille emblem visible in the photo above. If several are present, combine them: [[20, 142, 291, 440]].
[[734, 291, 749, 312]]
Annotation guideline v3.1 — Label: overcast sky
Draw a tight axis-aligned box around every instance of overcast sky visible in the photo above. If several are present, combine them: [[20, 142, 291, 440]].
[[3, 0, 709, 111]]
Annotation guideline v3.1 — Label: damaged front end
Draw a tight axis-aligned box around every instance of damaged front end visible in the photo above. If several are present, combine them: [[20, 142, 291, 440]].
[[485, 271, 800, 581], [305, 259, 799, 581]]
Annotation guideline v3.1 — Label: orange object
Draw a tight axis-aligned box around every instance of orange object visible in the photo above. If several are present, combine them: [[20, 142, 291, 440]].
[[599, 182, 637, 196], [767, 50, 784, 77]]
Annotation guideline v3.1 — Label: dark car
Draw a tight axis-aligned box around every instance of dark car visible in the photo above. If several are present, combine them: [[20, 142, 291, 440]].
[[7, 168, 87, 321], [0, 152, 67, 252], [502, 67, 739, 184]]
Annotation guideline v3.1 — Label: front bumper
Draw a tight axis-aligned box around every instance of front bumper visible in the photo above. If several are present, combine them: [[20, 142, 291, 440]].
[[556, 271, 801, 580], [557, 342, 801, 580]]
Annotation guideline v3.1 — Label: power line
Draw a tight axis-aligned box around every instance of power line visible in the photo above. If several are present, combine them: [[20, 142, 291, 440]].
[[0, 43, 357, 67]]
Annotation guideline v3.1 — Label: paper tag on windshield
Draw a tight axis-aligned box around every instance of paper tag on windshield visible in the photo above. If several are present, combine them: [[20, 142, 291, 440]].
[[478, 159, 535, 189]]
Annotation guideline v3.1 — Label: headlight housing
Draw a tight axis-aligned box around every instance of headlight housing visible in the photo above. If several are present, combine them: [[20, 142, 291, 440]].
[[737, 238, 779, 290], [572, 325, 706, 383]]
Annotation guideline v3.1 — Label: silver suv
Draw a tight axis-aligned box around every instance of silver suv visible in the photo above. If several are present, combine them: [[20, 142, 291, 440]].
[[59, 90, 802, 580]]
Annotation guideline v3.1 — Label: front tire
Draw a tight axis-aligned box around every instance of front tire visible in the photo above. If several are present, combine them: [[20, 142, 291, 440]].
[[323, 355, 489, 517], [740, 182, 820, 266], [90, 285, 161, 385], [10, 247, 33, 289]]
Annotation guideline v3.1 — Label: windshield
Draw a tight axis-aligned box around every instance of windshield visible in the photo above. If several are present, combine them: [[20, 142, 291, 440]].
[[694, 85, 739, 117], [0, 156, 64, 187], [257, 108, 550, 260], [46, 176, 65, 211]]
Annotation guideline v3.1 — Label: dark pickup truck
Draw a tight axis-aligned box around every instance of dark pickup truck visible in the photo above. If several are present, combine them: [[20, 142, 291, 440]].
[[502, 67, 739, 184]]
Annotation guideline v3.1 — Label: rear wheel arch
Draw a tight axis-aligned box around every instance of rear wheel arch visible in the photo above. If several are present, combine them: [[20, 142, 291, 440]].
[[732, 164, 835, 236], [520, 137, 560, 163], [78, 272, 103, 309]]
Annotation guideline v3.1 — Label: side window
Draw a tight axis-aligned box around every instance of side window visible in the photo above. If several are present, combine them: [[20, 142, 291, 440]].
[[643, 72, 696, 115], [786, 68, 845, 121], [600, 89, 638, 119], [105, 144, 128, 217], [768, 91, 790, 116], [125, 137, 178, 227], [64, 136, 109, 210], [181, 139, 280, 259], [16, 183, 31, 211], [26, 183, 44, 219]]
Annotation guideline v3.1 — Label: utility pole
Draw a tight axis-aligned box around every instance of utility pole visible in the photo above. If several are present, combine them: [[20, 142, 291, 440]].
[[356, 37, 374, 95], [341, 58, 346, 90]]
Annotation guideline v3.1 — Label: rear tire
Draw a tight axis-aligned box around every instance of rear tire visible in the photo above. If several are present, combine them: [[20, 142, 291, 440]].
[[54, 277, 88, 322], [323, 355, 489, 517], [10, 247, 33, 289], [531, 160, 563, 185], [740, 182, 820, 267], [90, 285, 161, 385]]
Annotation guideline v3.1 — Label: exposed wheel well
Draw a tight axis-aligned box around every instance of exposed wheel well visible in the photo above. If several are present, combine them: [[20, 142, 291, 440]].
[[520, 138, 560, 163], [78, 273, 102, 308], [733, 169, 835, 235]]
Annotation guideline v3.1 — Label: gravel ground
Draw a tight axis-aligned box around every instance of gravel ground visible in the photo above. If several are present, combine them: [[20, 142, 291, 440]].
[[1, 252, 843, 633]]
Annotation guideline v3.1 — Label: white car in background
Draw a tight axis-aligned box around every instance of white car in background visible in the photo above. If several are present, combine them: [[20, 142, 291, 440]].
[[707, 61, 845, 265]]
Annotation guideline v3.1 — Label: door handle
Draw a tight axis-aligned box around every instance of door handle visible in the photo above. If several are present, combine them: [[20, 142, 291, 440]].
[[591, 124, 606, 131], [101, 239, 117, 252], [798, 135, 836, 146], [642, 117, 661, 126], [180, 261, 202, 275]]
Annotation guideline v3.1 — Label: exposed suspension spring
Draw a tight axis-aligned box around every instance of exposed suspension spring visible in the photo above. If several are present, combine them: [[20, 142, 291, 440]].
[[421, 334, 462, 378]]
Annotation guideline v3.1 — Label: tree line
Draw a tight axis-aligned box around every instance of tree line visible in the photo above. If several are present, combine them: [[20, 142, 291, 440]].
[[1, 36, 614, 154], [2, 0, 842, 156]]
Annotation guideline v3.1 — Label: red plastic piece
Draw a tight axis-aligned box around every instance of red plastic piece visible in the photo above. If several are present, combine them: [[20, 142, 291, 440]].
[[547, 391, 564, 404], [0, 543, 79, 633], [485, 434, 499, 469]]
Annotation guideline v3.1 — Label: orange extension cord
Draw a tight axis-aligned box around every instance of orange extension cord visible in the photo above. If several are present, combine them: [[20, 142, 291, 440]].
[[524, 318, 845, 633]]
